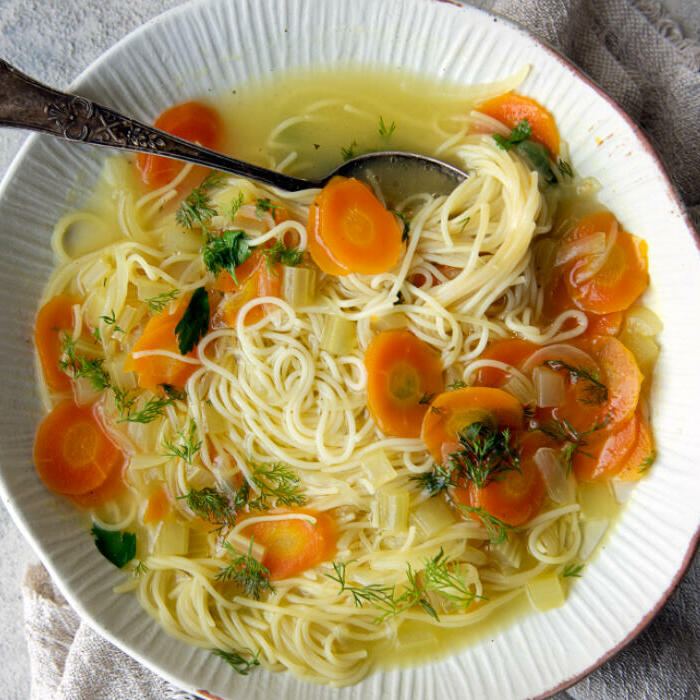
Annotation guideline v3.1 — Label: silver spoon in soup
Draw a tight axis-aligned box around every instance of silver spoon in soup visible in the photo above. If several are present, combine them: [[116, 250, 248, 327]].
[[0, 59, 467, 202]]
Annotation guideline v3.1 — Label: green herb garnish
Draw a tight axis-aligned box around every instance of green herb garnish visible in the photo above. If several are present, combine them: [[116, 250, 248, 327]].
[[202, 230, 252, 285], [174, 287, 209, 355], [493, 119, 531, 151], [562, 563, 584, 578], [378, 115, 396, 139], [176, 171, 224, 229], [144, 289, 179, 313], [59, 333, 111, 391], [458, 505, 516, 544], [261, 239, 303, 270], [542, 359, 608, 405], [212, 648, 261, 676], [247, 461, 306, 510], [91, 524, 136, 568], [216, 540, 273, 600], [163, 419, 201, 465]]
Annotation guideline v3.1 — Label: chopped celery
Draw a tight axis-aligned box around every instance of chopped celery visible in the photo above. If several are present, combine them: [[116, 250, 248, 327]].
[[618, 328, 660, 379], [162, 226, 203, 253], [490, 533, 524, 569], [374, 488, 410, 532], [412, 498, 456, 537], [527, 575, 566, 611], [152, 520, 189, 556], [283, 266, 318, 307], [624, 306, 663, 336], [360, 450, 397, 492], [320, 315, 356, 355], [203, 403, 228, 435]]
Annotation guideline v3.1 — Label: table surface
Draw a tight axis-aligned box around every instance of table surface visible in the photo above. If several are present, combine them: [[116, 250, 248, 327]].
[[1, 1, 698, 698]]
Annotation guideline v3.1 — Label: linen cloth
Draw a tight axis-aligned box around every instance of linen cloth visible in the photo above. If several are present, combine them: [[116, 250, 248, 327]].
[[16, 0, 700, 698]]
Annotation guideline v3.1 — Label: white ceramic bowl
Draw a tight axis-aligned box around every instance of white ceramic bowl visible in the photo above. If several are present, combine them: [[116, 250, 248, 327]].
[[0, 0, 698, 697]]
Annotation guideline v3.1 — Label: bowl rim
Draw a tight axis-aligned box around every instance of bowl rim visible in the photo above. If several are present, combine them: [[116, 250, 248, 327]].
[[0, 0, 698, 697]]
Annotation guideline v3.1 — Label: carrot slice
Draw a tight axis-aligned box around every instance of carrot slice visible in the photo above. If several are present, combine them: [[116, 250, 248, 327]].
[[309, 177, 402, 275], [143, 484, 171, 523], [242, 508, 337, 580], [71, 460, 126, 508], [35, 295, 76, 393], [615, 410, 655, 481], [595, 335, 643, 425], [474, 338, 539, 387], [34, 400, 124, 496], [583, 311, 623, 338], [478, 93, 560, 155], [563, 212, 648, 315], [307, 187, 351, 276], [365, 330, 444, 438], [572, 413, 638, 482], [421, 387, 523, 461], [136, 102, 223, 189], [124, 297, 199, 392], [451, 431, 546, 526]]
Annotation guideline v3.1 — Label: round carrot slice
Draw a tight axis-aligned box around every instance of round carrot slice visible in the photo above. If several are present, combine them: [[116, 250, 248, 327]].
[[478, 92, 560, 155], [137, 101, 223, 188], [563, 212, 648, 315], [307, 185, 351, 276], [243, 508, 337, 580], [365, 330, 444, 438], [572, 413, 638, 482], [34, 400, 124, 496], [34, 295, 76, 393], [615, 409, 654, 481], [311, 177, 402, 275], [474, 338, 539, 387], [451, 431, 546, 527], [421, 387, 523, 461]]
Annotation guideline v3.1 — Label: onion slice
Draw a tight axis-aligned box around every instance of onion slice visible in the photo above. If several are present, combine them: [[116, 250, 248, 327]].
[[522, 343, 597, 375], [534, 447, 576, 504], [554, 231, 606, 267], [532, 365, 565, 407]]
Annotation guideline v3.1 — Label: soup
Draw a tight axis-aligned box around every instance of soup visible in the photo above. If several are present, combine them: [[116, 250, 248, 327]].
[[32, 67, 660, 686]]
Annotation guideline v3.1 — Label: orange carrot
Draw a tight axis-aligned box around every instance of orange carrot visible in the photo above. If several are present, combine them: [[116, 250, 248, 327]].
[[123, 297, 199, 392], [421, 387, 523, 461], [71, 460, 126, 508], [143, 484, 171, 523], [308, 177, 402, 275], [365, 330, 444, 438], [562, 212, 648, 315], [451, 431, 546, 526], [615, 409, 654, 481], [594, 335, 643, 425], [34, 400, 124, 496], [242, 508, 337, 580], [478, 93, 560, 155], [583, 311, 623, 338], [572, 413, 638, 482], [137, 102, 223, 189], [474, 338, 539, 387], [34, 295, 76, 393]]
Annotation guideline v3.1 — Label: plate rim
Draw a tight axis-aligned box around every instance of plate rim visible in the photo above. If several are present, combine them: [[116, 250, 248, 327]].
[[0, 0, 698, 697]]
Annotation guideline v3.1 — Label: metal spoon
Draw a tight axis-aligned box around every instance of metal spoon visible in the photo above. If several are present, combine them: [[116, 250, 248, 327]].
[[0, 59, 467, 202]]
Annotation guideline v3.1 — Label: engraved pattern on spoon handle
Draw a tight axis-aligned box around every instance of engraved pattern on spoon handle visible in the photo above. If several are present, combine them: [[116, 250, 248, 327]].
[[0, 59, 317, 191]]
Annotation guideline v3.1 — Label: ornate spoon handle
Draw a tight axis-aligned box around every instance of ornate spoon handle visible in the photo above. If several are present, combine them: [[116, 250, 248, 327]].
[[0, 59, 319, 191]]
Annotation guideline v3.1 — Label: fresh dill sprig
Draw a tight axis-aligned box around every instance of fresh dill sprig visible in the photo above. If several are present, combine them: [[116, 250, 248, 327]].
[[447, 380, 468, 390], [144, 289, 179, 313], [341, 140, 358, 161], [418, 392, 443, 416], [247, 461, 306, 510], [423, 548, 485, 610], [211, 648, 261, 676], [542, 359, 609, 405], [457, 215, 471, 234], [159, 383, 187, 401], [99, 310, 124, 333], [558, 159, 574, 178], [229, 191, 245, 220], [325, 561, 397, 609], [176, 171, 224, 229], [412, 462, 455, 497], [261, 239, 303, 270], [216, 540, 273, 600], [562, 563, 584, 578], [116, 394, 173, 424], [537, 416, 608, 474], [178, 486, 238, 530], [378, 115, 396, 139], [59, 332, 111, 391], [448, 422, 520, 489], [458, 505, 517, 544], [255, 197, 283, 219], [393, 290, 405, 306], [162, 420, 202, 465], [639, 450, 656, 474], [132, 561, 149, 578]]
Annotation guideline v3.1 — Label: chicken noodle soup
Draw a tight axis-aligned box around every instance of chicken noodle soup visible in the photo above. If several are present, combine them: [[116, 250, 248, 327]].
[[32, 68, 659, 686]]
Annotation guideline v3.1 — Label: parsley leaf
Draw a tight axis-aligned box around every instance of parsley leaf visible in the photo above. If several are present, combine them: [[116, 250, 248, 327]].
[[493, 119, 532, 151], [202, 230, 252, 285], [174, 287, 210, 355], [91, 524, 136, 568]]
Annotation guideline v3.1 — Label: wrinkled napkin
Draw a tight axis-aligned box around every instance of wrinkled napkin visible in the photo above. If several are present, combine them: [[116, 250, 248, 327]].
[[22, 0, 700, 698]]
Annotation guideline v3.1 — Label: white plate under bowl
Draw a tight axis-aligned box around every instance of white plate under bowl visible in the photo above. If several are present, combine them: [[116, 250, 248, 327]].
[[0, 0, 698, 698]]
